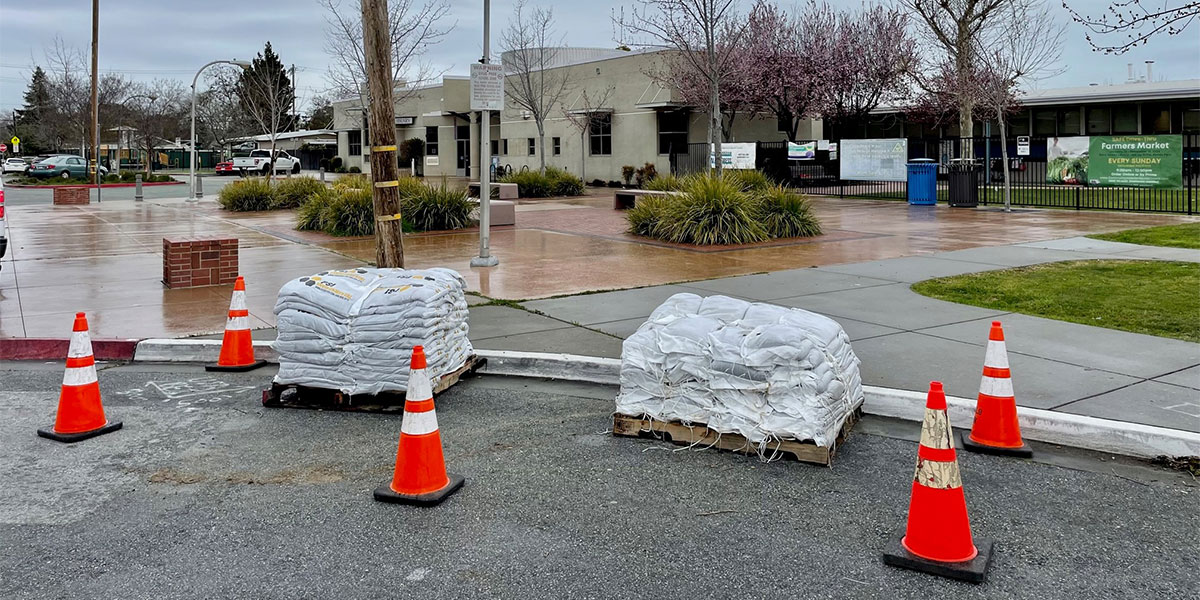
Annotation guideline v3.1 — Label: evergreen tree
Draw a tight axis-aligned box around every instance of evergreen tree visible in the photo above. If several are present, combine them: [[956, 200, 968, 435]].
[[235, 42, 295, 133], [17, 67, 54, 154]]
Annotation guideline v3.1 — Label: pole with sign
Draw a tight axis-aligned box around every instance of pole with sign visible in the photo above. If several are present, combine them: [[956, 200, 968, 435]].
[[469, 0, 503, 268], [1016, 136, 1030, 156], [11, 136, 19, 154]]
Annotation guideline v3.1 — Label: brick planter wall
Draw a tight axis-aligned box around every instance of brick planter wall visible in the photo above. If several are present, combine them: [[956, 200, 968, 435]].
[[162, 238, 239, 289], [52, 187, 90, 205]]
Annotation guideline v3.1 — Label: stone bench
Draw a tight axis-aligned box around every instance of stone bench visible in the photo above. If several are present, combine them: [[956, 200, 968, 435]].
[[614, 189, 677, 210], [470, 199, 516, 227], [163, 237, 239, 289], [468, 182, 519, 200]]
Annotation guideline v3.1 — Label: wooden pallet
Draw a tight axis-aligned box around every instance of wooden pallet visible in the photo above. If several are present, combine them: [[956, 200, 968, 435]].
[[261, 356, 486, 413], [611, 406, 861, 466]]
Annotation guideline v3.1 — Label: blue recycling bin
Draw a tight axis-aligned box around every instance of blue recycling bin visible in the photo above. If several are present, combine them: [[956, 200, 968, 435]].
[[907, 159, 938, 205]]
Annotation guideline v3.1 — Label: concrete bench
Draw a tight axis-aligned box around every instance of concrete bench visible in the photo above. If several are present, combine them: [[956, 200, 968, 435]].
[[468, 182, 519, 200], [471, 199, 516, 227], [614, 189, 677, 210]]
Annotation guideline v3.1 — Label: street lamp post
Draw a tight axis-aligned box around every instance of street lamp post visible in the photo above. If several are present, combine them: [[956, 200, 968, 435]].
[[190, 59, 250, 202]]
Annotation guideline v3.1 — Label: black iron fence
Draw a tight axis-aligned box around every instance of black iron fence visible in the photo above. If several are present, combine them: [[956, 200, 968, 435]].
[[670, 134, 1199, 214]]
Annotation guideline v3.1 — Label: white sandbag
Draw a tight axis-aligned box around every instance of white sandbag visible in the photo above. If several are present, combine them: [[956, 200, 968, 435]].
[[615, 293, 863, 448]]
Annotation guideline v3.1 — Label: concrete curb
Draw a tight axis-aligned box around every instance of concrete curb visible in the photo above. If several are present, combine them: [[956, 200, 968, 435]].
[[0, 337, 139, 361], [129, 341, 1199, 459]]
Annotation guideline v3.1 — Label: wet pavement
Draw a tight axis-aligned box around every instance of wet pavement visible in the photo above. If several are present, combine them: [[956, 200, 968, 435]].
[[0, 184, 1194, 340]]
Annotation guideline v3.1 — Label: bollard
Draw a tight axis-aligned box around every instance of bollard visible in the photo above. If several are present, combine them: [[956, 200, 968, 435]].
[[195, 173, 203, 199], [320, 167, 325, 182], [134, 174, 143, 201], [411, 158, 416, 177]]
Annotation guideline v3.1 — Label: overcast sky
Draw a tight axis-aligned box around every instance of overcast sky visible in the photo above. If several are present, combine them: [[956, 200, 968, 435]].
[[1, 0, 1197, 115]]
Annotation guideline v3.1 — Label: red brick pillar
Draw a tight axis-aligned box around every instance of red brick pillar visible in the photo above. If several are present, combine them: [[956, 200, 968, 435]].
[[162, 237, 239, 289], [52, 187, 90, 205]]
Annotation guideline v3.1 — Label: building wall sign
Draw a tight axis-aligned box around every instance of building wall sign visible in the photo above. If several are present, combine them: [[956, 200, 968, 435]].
[[840, 138, 907, 181]]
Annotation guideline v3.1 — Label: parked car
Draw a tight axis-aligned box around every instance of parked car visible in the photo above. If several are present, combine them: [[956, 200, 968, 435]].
[[27, 155, 109, 180], [2, 158, 29, 175], [214, 160, 236, 176], [232, 149, 301, 176], [0, 178, 7, 271]]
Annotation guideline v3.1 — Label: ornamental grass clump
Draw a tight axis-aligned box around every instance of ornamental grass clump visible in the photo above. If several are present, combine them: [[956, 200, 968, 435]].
[[723, 169, 771, 192], [270, 176, 326, 209], [322, 187, 375, 236], [658, 174, 767, 245], [402, 184, 475, 231], [217, 178, 274, 211], [625, 194, 671, 238], [754, 185, 822, 238]]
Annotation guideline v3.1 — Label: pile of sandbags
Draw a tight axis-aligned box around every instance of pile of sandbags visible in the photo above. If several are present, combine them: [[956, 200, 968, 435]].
[[273, 267, 472, 395], [616, 293, 863, 448]]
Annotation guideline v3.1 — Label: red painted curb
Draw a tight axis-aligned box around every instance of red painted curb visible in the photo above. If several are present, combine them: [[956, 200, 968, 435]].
[[0, 338, 140, 361], [7, 181, 184, 189]]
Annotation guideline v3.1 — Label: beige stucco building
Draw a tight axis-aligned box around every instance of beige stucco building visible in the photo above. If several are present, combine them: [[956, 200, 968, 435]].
[[330, 48, 821, 181]]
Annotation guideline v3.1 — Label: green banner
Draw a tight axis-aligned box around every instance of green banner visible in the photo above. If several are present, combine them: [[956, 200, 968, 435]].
[[1088, 135, 1182, 188]]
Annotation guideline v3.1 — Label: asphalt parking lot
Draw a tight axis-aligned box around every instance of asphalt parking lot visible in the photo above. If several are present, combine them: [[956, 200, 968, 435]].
[[1, 362, 1196, 599]]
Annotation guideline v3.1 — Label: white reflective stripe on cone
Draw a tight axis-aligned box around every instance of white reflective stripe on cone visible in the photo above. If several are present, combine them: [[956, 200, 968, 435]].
[[984, 340, 1009, 369], [67, 330, 93, 359], [919, 408, 953, 449], [408, 368, 432, 401], [229, 290, 247, 311], [401, 409, 439, 436], [63, 365, 98, 386], [226, 316, 250, 330], [979, 375, 1014, 398], [914, 457, 963, 489]]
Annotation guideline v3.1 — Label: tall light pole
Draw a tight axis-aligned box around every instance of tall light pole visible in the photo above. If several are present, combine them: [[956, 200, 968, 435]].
[[90, 0, 100, 202], [190, 59, 250, 201], [470, 0, 499, 267]]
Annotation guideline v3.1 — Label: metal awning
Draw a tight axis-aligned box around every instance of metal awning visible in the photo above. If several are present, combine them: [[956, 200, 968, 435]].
[[634, 101, 690, 109]]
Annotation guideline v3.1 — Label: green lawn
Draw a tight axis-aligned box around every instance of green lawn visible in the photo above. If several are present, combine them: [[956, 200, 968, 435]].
[[912, 260, 1200, 342], [1088, 222, 1200, 249]]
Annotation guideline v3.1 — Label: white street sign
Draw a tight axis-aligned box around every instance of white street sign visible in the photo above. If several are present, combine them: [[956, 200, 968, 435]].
[[1017, 136, 1030, 156], [470, 63, 505, 111]]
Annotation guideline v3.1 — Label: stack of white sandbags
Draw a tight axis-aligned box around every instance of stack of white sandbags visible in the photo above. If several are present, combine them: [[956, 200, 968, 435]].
[[273, 267, 472, 395], [616, 293, 863, 448]]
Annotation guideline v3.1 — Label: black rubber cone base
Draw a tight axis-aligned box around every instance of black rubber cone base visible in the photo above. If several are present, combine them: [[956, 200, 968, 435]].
[[373, 473, 464, 506], [882, 530, 994, 584], [960, 432, 1033, 458], [206, 360, 268, 372], [37, 421, 123, 443]]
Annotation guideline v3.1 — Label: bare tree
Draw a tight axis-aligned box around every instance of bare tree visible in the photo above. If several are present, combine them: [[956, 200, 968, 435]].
[[1063, 0, 1199, 54], [654, 14, 747, 142], [563, 85, 615, 182], [822, 4, 917, 136], [228, 47, 294, 177], [126, 80, 188, 174], [501, 0, 572, 174], [903, 0, 1011, 155], [615, 0, 746, 175], [975, 1, 1064, 211], [320, 0, 451, 106], [43, 38, 131, 161], [195, 81, 253, 152]]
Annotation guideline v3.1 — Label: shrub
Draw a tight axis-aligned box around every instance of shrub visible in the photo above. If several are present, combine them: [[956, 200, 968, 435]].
[[724, 169, 771, 192], [119, 170, 137, 183], [635, 162, 657, 187], [645, 173, 683, 192], [607, 180, 623, 188], [753, 185, 822, 239], [625, 194, 671, 238], [546, 166, 584, 196], [402, 184, 475, 231], [296, 188, 333, 231], [322, 187, 375, 236], [271, 177, 326, 209], [348, 165, 362, 173], [657, 175, 766, 245], [218, 178, 274, 211], [589, 178, 605, 187], [621, 165, 636, 186], [334, 173, 371, 191], [103, 174, 120, 183], [330, 156, 343, 170], [399, 138, 425, 164], [318, 157, 331, 171]]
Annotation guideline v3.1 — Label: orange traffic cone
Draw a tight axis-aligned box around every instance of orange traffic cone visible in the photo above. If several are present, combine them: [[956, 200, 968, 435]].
[[883, 381, 993, 583], [374, 346, 464, 506], [206, 276, 266, 372], [961, 321, 1032, 458], [37, 313, 123, 443]]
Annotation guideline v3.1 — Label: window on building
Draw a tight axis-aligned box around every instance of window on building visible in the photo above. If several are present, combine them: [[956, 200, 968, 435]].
[[589, 113, 612, 156], [1006, 110, 1031, 136], [1181, 105, 1199, 134], [1142, 103, 1172, 134], [657, 111, 689, 154], [348, 130, 362, 155], [552, 137, 561, 155], [1112, 105, 1138, 134], [1033, 110, 1057, 136], [1059, 109, 1081, 136], [491, 139, 499, 156], [502, 139, 509, 155], [1086, 107, 1111, 135], [527, 137, 536, 155], [425, 126, 439, 156]]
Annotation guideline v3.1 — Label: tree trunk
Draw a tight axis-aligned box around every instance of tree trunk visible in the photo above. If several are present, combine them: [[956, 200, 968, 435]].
[[999, 113, 1011, 212], [580, 130, 586, 182], [363, 0, 405, 268], [538, 125, 546, 174], [711, 79, 722, 176]]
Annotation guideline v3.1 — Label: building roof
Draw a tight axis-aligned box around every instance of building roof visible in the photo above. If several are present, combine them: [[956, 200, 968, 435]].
[[232, 129, 337, 143], [1019, 79, 1200, 106]]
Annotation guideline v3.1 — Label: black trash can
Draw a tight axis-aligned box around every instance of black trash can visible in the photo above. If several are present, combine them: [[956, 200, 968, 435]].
[[948, 159, 979, 208]]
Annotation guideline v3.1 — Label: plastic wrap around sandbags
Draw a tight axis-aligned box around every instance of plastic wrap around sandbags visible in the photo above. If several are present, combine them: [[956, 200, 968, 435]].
[[272, 267, 473, 395], [616, 293, 863, 448]]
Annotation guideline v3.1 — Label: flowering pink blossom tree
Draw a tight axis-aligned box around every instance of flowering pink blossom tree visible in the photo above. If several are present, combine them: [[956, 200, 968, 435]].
[[821, 4, 917, 137]]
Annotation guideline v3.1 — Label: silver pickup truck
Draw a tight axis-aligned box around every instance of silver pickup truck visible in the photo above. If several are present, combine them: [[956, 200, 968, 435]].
[[232, 149, 302, 176]]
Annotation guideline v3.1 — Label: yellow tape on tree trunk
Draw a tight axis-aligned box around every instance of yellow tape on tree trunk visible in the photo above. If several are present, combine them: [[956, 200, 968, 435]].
[[377, 213, 404, 222], [374, 180, 399, 188], [372, 145, 397, 152]]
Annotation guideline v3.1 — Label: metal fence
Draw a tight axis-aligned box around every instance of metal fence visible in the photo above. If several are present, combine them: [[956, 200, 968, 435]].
[[670, 134, 1198, 214]]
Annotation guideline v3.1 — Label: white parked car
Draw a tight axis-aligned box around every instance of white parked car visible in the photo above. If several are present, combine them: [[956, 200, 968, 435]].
[[232, 149, 301, 176], [3, 157, 29, 175]]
